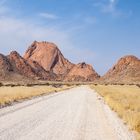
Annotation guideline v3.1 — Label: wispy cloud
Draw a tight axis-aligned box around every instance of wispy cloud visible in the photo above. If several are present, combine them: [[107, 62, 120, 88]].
[[0, 3, 72, 55], [102, 0, 117, 13], [0, 17, 73, 54], [0, 6, 8, 15], [39, 12, 59, 20], [84, 16, 97, 24], [0, 0, 7, 6], [92, 0, 132, 18], [0, 0, 9, 15]]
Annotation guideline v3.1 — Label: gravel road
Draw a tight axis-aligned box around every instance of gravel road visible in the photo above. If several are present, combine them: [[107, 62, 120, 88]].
[[0, 86, 135, 140]]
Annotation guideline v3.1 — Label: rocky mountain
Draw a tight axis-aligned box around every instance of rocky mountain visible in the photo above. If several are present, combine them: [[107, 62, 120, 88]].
[[8, 51, 38, 78], [23, 41, 100, 81], [0, 41, 99, 82], [101, 55, 140, 84], [65, 62, 100, 82], [0, 53, 13, 78], [24, 41, 74, 77], [0, 53, 28, 81], [0, 51, 56, 82], [4, 41, 140, 84]]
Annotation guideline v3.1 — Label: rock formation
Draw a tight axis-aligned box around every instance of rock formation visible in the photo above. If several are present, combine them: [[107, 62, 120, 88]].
[[0, 53, 13, 77], [101, 55, 140, 84], [23, 41, 100, 81], [8, 51, 38, 78], [0, 50, 56, 82], [0, 53, 28, 81], [65, 62, 100, 82], [24, 41, 74, 77], [3, 41, 140, 84]]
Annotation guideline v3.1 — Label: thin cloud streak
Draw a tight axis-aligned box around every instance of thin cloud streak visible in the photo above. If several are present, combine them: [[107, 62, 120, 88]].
[[92, 0, 132, 18], [39, 12, 59, 20]]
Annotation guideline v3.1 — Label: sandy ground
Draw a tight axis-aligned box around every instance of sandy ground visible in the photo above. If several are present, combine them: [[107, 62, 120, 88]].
[[0, 86, 135, 140]]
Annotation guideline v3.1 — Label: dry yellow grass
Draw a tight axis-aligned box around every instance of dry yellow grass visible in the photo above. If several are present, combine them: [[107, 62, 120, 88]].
[[91, 85, 140, 138], [0, 85, 71, 107]]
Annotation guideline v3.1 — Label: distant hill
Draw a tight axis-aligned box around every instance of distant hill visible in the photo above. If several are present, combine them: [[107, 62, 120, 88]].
[[100, 55, 140, 84], [65, 62, 100, 82], [0, 53, 28, 82]]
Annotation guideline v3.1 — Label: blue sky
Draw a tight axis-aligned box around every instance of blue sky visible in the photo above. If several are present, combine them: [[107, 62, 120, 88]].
[[0, 0, 140, 75]]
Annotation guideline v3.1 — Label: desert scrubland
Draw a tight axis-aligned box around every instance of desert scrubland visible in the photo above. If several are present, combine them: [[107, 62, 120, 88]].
[[91, 85, 140, 139], [0, 84, 72, 108]]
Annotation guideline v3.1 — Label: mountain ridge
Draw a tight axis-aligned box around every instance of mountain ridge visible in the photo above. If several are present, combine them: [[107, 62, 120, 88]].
[[0, 41, 139, 84]]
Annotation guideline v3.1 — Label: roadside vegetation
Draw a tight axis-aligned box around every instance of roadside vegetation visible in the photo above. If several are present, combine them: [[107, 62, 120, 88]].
[[91, 85, 140, 139], [0, 84, 72, 108]]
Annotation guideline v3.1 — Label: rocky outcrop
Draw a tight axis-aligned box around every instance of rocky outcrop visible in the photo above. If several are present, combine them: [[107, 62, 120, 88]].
[[65, 62, 100, 82], [23, 41, 100, 81], [0, 53, 28, 81], [24, 41, 74, 77], [0, 54, 13, 77], [0, 50, 56, 82], [8, 51, 56, 80], [101, 55, 140, 84], [8, 51, 38, 78]]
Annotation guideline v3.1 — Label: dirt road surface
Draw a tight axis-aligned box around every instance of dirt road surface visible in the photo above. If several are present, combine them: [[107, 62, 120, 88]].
[[0, 86, 135, 140]]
